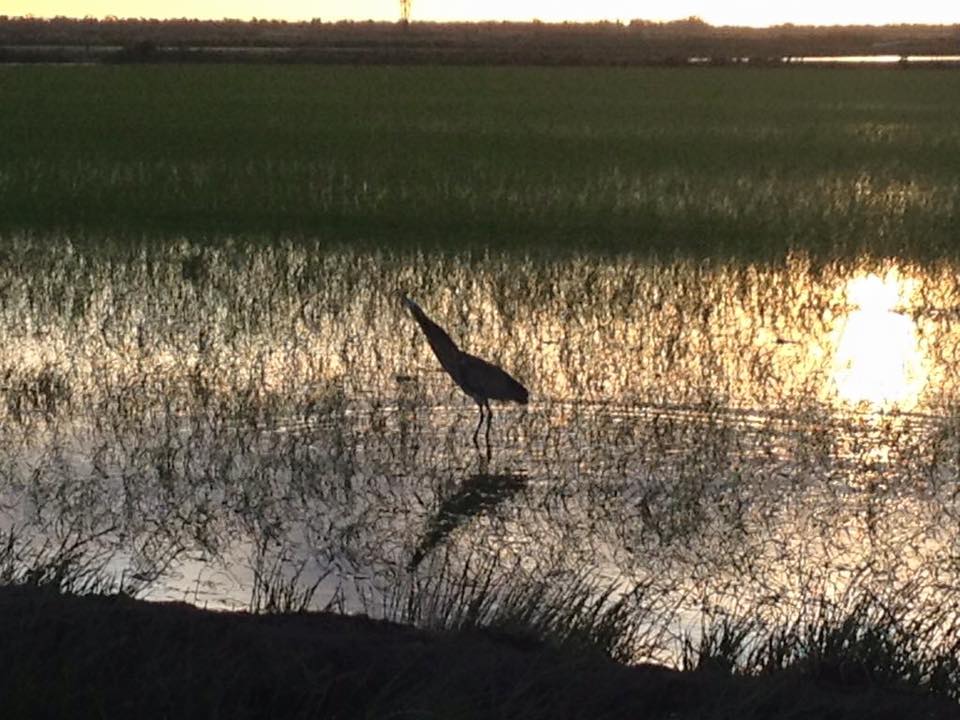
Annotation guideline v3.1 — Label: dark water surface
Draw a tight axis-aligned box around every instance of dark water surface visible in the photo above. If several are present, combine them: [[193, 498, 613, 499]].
[[3, 239, 960, 661]]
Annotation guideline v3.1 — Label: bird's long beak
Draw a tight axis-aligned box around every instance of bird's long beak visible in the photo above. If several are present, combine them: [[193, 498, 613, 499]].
[[399, 294, 419, 313]]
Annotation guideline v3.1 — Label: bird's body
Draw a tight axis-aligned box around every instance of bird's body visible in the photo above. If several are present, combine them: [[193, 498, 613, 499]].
[[402, 296, 528, 448]]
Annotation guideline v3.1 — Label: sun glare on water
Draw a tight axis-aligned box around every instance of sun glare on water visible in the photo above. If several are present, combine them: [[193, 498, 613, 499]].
[[831, 272, 927, 410]]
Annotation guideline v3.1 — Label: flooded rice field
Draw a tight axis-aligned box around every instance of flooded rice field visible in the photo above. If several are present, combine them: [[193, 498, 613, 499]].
[[3, 239, 960, 661]]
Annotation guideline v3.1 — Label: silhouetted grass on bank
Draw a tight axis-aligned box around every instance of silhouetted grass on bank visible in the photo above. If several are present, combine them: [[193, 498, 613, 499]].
[[0, 537, 959, 717], [1, 487, 960, 718], [383, 559, 661, 664], [2, 581, 960, 719], [685, 590, 960, 701]]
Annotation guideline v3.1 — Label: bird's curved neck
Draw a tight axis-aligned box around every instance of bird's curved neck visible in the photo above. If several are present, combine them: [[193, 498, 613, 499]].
[[407, 302, 463, 371]]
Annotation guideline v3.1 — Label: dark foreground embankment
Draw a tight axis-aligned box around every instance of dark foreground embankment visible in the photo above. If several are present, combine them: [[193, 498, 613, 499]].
[[0, 586, 958, 719]]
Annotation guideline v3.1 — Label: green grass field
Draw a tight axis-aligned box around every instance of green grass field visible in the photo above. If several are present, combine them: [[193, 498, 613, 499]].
[[2, 65, 959, 257]]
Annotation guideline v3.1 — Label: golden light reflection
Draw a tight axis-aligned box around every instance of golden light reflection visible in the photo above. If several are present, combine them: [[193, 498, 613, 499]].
[[831, 272, 927, 410]]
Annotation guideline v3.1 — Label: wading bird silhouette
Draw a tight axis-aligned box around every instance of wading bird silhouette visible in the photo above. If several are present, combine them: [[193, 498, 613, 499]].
[[402, 295, 528, 450]]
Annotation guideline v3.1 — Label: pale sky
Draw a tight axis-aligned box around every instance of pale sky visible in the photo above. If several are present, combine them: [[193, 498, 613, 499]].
[[6, 0, 959, 26]]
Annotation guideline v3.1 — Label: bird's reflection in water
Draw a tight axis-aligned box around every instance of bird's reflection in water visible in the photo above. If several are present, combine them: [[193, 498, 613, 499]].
[[409, 468, 528, 570]]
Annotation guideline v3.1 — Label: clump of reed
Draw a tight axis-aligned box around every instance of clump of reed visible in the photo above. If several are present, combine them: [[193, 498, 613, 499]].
[[684, 586, 960, 701], [0, 526, 138, 596], [379, 556, 666, 664]]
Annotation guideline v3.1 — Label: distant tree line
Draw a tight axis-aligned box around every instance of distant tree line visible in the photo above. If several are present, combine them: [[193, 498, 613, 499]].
[[0, 16, 958, 66]]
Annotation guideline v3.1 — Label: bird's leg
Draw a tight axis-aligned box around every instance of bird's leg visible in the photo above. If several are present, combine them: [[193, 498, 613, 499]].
[[473, 401, 485, 449], [484, 400, 493, 446], [484, 401, 493, 461], [476, 448, 490, 474]]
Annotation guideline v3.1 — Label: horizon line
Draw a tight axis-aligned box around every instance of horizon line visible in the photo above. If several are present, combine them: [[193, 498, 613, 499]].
[[4, 15, 960, 31]]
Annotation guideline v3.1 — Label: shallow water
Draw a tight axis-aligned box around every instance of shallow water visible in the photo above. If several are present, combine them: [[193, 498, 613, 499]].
[[3, 240, 960, 661]]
